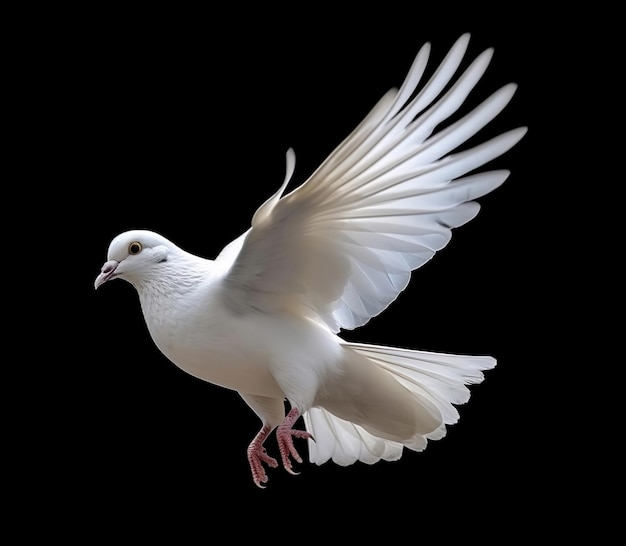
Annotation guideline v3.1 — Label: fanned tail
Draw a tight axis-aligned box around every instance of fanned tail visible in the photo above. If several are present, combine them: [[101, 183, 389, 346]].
[[303, 342, 495, 466]]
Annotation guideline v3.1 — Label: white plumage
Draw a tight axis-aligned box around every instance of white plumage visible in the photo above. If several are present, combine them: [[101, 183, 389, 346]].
[[95, 34, 526, 487]]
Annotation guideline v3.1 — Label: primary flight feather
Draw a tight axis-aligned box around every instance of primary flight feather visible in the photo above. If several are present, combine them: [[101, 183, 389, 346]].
[[95, 34, 526, 487]]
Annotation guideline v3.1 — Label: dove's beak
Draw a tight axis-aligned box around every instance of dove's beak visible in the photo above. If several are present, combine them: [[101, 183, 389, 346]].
[[95, 260, 120, 289]]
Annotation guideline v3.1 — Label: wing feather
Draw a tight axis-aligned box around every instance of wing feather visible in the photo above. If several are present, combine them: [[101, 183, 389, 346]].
[[217, 33, 526, 331]]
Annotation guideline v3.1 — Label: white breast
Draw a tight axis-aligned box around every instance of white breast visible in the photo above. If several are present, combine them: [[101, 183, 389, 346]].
[[141, 284, 342, 408]]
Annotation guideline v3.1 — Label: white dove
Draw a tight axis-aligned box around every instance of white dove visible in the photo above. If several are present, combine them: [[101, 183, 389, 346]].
[[95, 34, 526, 488]]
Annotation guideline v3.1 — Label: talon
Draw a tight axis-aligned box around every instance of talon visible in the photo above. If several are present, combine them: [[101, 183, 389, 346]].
[[247, 424, 278, 488], [276, 407, 311, 475], [246, 408, 312, 487]]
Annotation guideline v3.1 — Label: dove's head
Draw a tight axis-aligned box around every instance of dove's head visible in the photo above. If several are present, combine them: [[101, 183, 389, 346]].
[[95, 230, 179, 289]]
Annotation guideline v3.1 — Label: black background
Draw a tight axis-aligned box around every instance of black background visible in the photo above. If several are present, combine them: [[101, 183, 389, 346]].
[[15, 5, 587, 540]]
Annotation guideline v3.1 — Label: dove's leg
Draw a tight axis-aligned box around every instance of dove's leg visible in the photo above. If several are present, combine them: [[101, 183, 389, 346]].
[[247, 424, 279, 488], [276, 407, 314, 475], [240, 394, 287, 488]]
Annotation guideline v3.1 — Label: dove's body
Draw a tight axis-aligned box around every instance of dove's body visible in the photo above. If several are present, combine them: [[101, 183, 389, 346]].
[[135, 254, 288, 398], [138, 257, 339, 403], [96, 34, 526, 487], [116, 237, 454, 448]]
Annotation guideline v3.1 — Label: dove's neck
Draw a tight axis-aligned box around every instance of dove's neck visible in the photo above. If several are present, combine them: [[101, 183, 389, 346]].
[[132, 252, 214, 319], [131, 251, 225, 367]]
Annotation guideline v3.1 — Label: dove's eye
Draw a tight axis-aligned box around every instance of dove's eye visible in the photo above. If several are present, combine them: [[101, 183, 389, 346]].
[[128, 242, 143, 255]]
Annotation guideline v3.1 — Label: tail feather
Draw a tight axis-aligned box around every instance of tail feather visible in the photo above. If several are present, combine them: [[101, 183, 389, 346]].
[[304, 342, 495, 466], [352, 343, 495, 423], [304, 408, 404, 466]]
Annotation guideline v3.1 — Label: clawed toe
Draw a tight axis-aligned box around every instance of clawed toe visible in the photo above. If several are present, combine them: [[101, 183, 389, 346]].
[[276, 407, 311, 473], [247, 408, 311, 487]]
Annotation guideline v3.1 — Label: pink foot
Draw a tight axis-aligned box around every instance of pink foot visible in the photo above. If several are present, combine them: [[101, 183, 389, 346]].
[[276, 407, 314, 476], [247, 424, 279, 488]]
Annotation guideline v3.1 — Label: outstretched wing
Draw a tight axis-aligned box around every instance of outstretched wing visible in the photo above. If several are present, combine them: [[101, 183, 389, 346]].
[[217, 34, 526, 332]]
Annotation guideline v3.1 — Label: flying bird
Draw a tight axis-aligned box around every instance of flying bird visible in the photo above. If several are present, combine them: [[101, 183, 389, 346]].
[[95, 34, 526, 488]]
